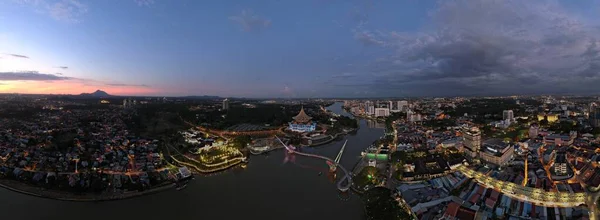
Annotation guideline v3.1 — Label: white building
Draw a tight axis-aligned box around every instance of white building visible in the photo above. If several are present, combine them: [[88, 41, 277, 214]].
[[480, 139, 514, 166], [368, 159, 377, 167], [398, 101, 408, 112], [407, 109, 422, 123], [367, 105, 375, 116], [503, 110, 514, 121], [375, 107, 390, 117], [222, 99, 230, 110]]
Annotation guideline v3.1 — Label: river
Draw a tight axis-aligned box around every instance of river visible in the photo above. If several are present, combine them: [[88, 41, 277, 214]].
[[0, 102, 384, 220]]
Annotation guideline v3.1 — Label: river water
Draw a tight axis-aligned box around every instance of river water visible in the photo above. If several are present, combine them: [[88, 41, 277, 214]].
[[0, 102, 384, 220]]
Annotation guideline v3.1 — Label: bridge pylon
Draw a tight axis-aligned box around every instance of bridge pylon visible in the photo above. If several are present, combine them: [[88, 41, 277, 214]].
[[328, 140, 347, 172]]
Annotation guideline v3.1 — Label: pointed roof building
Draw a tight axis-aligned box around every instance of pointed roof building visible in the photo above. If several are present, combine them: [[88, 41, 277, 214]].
[[293, 106, 313, 123]]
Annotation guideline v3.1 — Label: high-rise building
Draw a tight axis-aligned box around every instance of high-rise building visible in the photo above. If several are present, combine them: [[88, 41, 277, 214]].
[[398, 101, 408, 112], [462, 127, 481, 158], [503, 110, 514, 121], [406, 109, 422, 123], [591, 104, 600, 128], [367, 105, 375, 116], [528, 124, 539, 138], [553, 151, 568, 176], [388, 101, 394, 111], [375, 108, 390, 117], [222, 99, 230, 110]]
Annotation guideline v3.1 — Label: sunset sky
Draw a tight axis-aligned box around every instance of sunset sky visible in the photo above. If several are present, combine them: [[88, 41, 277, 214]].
[[1, 0, 600, 97]]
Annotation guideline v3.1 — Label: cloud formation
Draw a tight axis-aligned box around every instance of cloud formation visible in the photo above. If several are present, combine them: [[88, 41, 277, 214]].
[[133, 0, 154, 7], [229, 9, 271, 32], [56, 66, 68, 69], [348, 0, 600, 96], [15, 0, 88, 23], [5, 53, 29, 59], [0, 71, 72, 81], [48, 0, 88, 22], [105, 83, 150, 88], [331, 72, 357, 79]]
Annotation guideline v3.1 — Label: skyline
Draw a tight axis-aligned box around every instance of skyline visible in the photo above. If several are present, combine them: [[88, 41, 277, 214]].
[[1, 0, 600, 98]]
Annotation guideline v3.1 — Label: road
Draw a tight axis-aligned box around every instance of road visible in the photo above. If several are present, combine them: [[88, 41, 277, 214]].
[[456, 165, 586, 207]]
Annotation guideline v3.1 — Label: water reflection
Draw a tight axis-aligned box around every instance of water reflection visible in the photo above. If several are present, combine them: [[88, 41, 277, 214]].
[[366, 120, 386, 129]]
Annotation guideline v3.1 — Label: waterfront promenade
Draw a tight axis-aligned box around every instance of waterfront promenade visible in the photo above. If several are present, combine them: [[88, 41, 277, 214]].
[[0, 179, 175, 202]]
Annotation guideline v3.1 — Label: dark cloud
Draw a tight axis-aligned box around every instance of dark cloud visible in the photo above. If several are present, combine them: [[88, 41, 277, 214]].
[[105, 83, 150, 87], [0, 71, 72, 81], [229, 9, 271, 32], [5, 53, 29, 59], [347, 0, 600, 96]]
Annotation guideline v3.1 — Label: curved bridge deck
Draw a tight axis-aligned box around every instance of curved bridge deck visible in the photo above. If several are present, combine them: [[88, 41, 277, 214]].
[[276, 136, 352, 191]]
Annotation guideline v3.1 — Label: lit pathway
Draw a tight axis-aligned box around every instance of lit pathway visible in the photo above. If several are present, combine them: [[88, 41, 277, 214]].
[[456, 165, 586, 207]]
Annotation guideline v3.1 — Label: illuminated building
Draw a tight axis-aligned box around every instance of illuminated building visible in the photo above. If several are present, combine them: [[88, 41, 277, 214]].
[[553, 151, 568, 176], [397, 100, 408, 112], [528, 124, 539, 138], [407, 109, 422, 123], [462, 127, 481, 158], [543, 131, 576, 146], [479, 139, 514, 166], [375, 107, 390, 117], [502, 110, 514, 121], [288, 107, 316, 133], [537, 113, 558, 123], [100, 100, 110, 104], [222, 98, 230, 110]]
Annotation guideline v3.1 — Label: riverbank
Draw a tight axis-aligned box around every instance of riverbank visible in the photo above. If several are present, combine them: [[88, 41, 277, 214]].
[[300, 128, 358, 148], [170, 154, 244, 174], [0, 179, 175, 202]]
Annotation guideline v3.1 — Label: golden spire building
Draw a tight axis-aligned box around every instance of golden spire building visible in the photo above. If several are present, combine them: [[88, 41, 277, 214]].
[[288, 107, 317, 133]]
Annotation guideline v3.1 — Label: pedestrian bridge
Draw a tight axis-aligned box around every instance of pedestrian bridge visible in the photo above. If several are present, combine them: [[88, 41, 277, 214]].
[[276, 136, 352, 191]]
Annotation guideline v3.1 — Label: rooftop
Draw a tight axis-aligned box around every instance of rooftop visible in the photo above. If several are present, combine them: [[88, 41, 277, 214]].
[[292, 107, 312, 123]]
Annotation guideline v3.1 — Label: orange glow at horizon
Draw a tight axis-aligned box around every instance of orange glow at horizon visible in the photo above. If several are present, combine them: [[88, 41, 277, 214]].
[[0, 80, 157, 95]]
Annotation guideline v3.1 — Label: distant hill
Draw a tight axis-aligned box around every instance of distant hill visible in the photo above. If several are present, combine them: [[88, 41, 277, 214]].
[[180, 95, 221, 99], [79, 90, 111, 97]]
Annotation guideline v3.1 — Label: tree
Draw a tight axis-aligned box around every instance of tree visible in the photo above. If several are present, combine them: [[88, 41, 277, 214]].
[[363, 187, 411, 220], [231, 135, 252, 149]]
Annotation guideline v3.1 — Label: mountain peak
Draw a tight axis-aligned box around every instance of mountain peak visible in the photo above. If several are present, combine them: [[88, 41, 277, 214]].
[[80, 90, 111, 97]]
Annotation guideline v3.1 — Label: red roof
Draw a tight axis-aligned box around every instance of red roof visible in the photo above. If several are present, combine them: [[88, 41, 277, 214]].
[[456, 208, 476, 220], [444, 202, 461, 218], [485, 198, 496, 209], [477, 186, 485, 194], [469, 193, 480, 204], [490, 190, 500, 200]]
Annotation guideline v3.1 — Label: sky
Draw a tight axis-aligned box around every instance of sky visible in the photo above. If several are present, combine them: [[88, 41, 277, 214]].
[[1, 0, 600, 98]]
